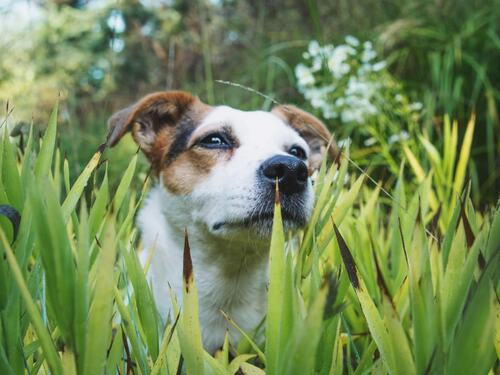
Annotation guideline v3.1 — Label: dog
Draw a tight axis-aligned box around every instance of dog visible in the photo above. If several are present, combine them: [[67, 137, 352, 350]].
[[107, 91, 336, 353]]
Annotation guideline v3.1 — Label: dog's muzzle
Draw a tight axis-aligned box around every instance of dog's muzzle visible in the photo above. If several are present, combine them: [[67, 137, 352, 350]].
[[210, 155, 312, 234]]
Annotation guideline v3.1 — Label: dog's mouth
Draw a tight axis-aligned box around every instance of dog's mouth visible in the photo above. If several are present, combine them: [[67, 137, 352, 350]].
[[212, 209, 307, 232], [210, 188, 313, 235]]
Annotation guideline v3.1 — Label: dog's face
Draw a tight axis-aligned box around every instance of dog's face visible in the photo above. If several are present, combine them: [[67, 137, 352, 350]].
[[108, 91, 336, 236]]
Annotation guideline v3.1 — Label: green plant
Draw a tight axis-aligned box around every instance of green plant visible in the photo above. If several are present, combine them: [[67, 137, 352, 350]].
[[379, 0, 500, 204], [0, 105, 498, 374], [294, 38, 425, 176]]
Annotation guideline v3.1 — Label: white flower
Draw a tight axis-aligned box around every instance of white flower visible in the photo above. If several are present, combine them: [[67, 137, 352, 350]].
[[395, 94, 403, 102], [295, 64, 315, 86], [311, 96, 326, 109], [372, 61, 386, 71], [303, 87, 319, 100], [388, 130, 410, 144], [361, 48, 377, 62], [295, 39, 390, 126], [322, 44, 335, 57], [341, 108, 365, 124], [323, 106, 337, 119], [364, 137, 377, 146], [335, 97, 345, 106], [302, 88, 324, 108], [321, 84, 336, 95], [327, 46, 351, 79], [327, 45, 354, 78], [358, 63, 373, 75], [354, 97, 377, 115], [308, 40, 321, 56], [408, 102, 423, 111], [345, 35, 360, 47], [311, 56, 323, 72], [337, 45, 356, 56], [345, 76, 375, 97], [339, 63, 351, 76]]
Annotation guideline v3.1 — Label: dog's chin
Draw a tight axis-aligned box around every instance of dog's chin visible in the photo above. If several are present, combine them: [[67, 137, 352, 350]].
[[209, 209, 309, 237]]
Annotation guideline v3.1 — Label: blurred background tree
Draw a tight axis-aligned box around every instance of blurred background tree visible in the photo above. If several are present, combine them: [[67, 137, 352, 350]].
[[0, 0, 498, 204]]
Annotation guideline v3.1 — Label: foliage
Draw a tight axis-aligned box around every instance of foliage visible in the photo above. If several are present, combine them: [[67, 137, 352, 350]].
[[0, 105, 498, 374], [0, 1, 498, 371], [295, 38, 422, 174], [296, 38, 419, 124], [0, 0, 498, 203], [376, 0, 500, 203]]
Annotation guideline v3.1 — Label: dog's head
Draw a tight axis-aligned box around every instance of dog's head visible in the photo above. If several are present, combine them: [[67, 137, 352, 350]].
[[108, 91, 337, 236]]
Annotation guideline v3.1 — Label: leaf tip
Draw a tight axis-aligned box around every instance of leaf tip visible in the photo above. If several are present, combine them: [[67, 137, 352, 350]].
[[274, 178, 280, 205], [183, 229, 193, 292], [332, 220, 360, 290]]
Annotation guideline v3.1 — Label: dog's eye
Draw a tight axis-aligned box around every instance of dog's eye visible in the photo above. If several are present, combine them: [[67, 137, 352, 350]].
[[288, 145, 307, 160], [198, 133, 231, 149]]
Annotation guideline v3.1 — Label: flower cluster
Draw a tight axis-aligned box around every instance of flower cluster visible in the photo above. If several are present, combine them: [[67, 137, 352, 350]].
[[295, 37, 421, 129]]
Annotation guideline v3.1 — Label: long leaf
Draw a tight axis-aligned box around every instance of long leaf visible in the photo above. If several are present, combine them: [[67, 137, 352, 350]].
[[61, 149, 102, 223], [34, 103, 58, 179], [0, 230, 62, 375], [265, 187, 285, 375]]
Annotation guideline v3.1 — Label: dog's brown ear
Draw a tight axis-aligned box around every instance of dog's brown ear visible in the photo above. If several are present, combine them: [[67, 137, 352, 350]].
[[107, 105, 135, 147], [107, 91, 210, 165], [271, 105, 338, 170]]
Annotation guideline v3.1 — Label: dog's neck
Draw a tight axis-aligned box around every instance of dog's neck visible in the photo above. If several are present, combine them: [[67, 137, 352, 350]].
[[137, 184, 270, 351]]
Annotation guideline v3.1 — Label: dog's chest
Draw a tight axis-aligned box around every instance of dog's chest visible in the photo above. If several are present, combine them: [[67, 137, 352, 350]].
[[194, 258, 268, 351], [144, 243, 269, 352]]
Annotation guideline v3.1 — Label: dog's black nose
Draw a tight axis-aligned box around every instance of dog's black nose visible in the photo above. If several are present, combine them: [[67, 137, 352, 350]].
[[260, 155, 309, 194]]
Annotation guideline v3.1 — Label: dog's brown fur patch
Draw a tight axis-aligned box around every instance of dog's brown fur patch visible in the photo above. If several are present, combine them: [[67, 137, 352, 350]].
[[108, 91, 199, 147], [162, 147, 220, 194]]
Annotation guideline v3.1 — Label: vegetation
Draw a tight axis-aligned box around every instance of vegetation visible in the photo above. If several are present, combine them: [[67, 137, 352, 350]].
[[0, 0, 498, 203], [0, 103, 498, 374], [0, 0, 499, 374]]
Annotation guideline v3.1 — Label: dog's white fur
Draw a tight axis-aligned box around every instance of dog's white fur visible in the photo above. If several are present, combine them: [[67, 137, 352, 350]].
[[137, 106, 314, 352]]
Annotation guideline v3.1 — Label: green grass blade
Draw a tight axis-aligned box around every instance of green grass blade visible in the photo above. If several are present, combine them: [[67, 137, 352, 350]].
[[177, 231, 205, 375], [88, 169, 109, 240], [83, 218, 116, 375], [333, 224, 397, 375], [453, 115, 475, 196], [151, 314, 180, 375], [1, 127, 23, 210], [265, 187, 285, 375], [113, 154, 137, 212], [34, 103, 58, 179], [447, 260, 496, 374], [123, 243, 160, 360], [283, 283, 328, 375], [74, 204, 90, 373], [221, 310, 266, 365], [61, 149, 102, 223], [0, 230, 62, 375]]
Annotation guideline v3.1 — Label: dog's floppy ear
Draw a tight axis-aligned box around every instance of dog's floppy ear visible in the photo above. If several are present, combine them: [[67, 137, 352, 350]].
[[271, 104, 339, 170], [107, 91, 210, 165]]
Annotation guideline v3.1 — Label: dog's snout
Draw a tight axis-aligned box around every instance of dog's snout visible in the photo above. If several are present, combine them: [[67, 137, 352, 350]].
[[260, 155, 308, 194]]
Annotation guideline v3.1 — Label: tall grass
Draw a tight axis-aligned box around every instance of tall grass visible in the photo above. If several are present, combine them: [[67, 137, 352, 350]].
[[0, 105, 498, 374]]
